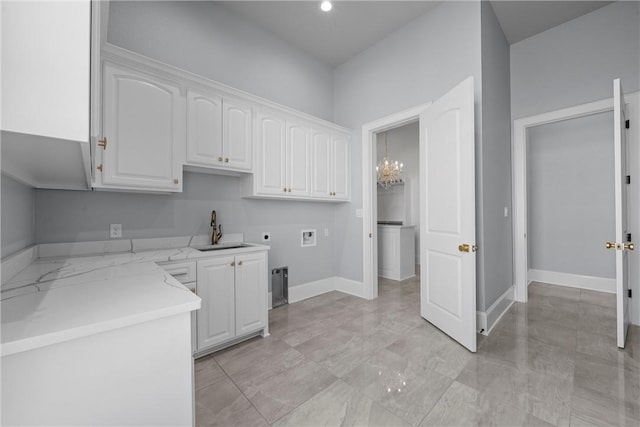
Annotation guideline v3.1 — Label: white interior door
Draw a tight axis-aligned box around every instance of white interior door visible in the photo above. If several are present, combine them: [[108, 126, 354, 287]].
[[420, 77, 476, 352], [614, 78, 630, 348]]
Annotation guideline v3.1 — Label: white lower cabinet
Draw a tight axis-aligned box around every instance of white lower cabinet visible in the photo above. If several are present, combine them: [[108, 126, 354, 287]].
[[195, 251, 268, 353], [377, 225, 416, 281]]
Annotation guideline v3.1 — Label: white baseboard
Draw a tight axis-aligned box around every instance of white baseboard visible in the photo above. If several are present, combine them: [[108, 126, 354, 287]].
[[288, 277, 336, 303], [334, 277, 366, 298], [528, 269, 615, 294], [288, 276, 365, 304], [477, 285, 515, 336]]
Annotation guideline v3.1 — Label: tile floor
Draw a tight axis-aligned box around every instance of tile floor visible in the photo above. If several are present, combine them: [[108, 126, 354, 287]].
[[194, 278, 640, 426]]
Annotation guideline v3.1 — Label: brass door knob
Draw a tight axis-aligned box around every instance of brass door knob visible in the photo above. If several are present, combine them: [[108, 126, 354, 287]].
[[605, 242, 616, 249], [458, 244, 470, 253], [624, 243, 635, 251]]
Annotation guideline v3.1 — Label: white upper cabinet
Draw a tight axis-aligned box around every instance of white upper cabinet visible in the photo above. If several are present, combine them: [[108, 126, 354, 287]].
[[332, 133, 351, 200], [255, 111, 287, 195], [311, 128, 351, 201], [250, 113, 350, 201], [223, 98, 253, 171], [98, 62, 184, 192], [186, 90, 223, 166], [0, 0, 92, 190], [186, 91, 252, 172], [286, 121, 311, 197], [1, 0, 89, 142]]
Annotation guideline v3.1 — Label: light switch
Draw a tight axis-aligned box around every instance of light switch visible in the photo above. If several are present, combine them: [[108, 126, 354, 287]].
[[504, 207, 509, 218]]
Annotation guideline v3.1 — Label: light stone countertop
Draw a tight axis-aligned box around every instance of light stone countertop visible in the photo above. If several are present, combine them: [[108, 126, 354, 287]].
[[1, 235, 270, 357]]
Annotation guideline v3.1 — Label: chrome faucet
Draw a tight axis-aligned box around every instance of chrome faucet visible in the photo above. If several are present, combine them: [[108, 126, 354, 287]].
[[211, 210, 223, 245]]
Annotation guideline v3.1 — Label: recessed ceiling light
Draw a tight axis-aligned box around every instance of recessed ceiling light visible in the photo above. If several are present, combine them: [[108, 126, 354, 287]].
[[320, 1, 332, 12]]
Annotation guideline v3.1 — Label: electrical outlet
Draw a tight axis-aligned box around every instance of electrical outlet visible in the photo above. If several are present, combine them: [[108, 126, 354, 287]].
[[324, 228, 329, 237], [110, 224, 122, 239], [261, 232, 271, 242]]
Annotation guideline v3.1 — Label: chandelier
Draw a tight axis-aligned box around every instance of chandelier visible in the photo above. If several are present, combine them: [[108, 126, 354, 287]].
[[376, 132, 403, 189]]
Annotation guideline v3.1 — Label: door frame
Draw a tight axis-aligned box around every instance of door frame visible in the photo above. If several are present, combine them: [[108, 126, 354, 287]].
[[512, 94, 639, 303], [362, 103, 431, 299]]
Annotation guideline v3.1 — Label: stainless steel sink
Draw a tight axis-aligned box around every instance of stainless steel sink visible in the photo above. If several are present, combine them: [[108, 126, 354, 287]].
[[194, 243, 253, 252]]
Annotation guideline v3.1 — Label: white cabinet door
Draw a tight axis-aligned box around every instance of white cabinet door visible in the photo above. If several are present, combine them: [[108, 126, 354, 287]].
[[102, 63, 183, 191], [332, 134, 351, 200], [311, 129, 332, 198], [223, 98, 252, 171], [286, 121, 311, 196], [186, 89, 223, 167], [256, 111, 287, 195], [1, 0, 90, 142], [196, 256, 236, 350], [234, 253, 267, 336]]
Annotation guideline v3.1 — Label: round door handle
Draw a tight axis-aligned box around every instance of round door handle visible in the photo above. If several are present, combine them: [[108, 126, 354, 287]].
[[625, 243, 634, 251], [605, 242, 616, 249]]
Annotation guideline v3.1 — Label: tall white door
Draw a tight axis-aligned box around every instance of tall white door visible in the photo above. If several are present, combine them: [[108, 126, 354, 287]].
[[613, 78, 631, 348], [420, 77, 476, 352]]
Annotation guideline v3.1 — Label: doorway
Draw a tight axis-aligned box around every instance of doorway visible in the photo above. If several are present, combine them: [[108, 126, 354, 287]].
[[513, 89, 640, 347], [375, 123, 419, 284], [362, 76, 478, 352]]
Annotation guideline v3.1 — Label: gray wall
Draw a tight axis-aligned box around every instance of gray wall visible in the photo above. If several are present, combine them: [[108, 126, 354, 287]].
[[527, 112, 615, 278], [376, 122, 420, 263], [333, 1, 483, 289], [510, 1, 640, 120], [108, 1, 334, 121], [31, 0, 340, 288], [479, 1, 512, 310], [35, 173, 335, 287], [1, 176, 35, 257]]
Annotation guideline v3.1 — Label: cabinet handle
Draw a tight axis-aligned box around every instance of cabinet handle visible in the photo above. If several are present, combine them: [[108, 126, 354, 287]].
[[224, 158, 229, 163], [231, 261, 235, 266], [218, 156, 223, 162], [283, 188, 287, 192], [173, 179, 179, 185], [190, 288, 197, 294], [97, 164, 103, 172], [238, 260, 243, 266], [98, 137, 108, 149], [288, 188, 292, 193]]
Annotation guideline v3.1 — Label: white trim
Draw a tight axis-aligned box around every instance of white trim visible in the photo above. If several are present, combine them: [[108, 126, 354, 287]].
[[287, 276, 366, 303], [362, 103, 431, 300], [334, 277, 366, 298], [288, 277, 335, 303], [512, 96, 636, 303], [476, 285, 515, 336], [528, 269, 616, 294]]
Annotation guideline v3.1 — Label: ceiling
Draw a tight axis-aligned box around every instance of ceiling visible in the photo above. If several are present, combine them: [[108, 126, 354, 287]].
[[219, 0, 614, 67]]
